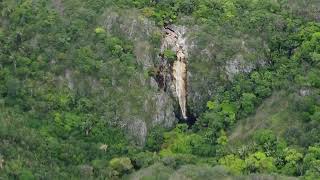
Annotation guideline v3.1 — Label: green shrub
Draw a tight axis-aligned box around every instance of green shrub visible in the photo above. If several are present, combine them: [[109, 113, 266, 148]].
[[163, 49, 176, 63], [245, 151, 276, 173], [131, 152, 159, 169], [219, 154, 245, 175], [109, 157, 133, 175], [145, 126, 165, 152]]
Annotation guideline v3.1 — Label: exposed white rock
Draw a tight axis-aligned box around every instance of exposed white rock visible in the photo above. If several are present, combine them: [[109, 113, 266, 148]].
[[65, 69, 74, 90], [299, 88, 311, 96], [161, 25, 189, 57], [225, 54, 254, 79], [164, 26, 189, 119], [0, 155, 4, 169], [126, 119, 147, 146], [173, 59, 188, 119]]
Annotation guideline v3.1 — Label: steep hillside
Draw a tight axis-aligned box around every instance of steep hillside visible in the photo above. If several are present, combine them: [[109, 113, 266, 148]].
[[0, 0, 320, 179]]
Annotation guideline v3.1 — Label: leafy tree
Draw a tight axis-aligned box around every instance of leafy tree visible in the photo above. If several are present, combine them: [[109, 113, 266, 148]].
[[297, 32, 320, 64], [109, 157, 133, 175], [146, 126, 165, 152], [219, 154, 245, 175], [281, 148, 303, 176], [5, 77, 20, 98], [303, 145, 320, 178], [253, 130, 277, 155], [240, 93, 257, 116], [245, 151, 276, 173]]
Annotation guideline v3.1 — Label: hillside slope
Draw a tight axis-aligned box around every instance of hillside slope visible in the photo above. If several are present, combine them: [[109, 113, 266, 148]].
[[0, 0, 320, 179]]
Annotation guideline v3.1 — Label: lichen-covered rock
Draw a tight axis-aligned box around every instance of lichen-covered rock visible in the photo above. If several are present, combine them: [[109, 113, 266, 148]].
[[225, 54, 254, 79], [126, 119, 147, 146], [100, 8, 161, 70], [149, 91, 176, 128]]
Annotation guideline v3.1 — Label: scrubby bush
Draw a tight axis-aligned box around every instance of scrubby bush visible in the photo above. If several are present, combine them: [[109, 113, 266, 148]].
[[145, 126, 165, 152], [131, 152, 159, 169], [109, 157, 133, 175], [245, 151, 276, 173], [163, 49, 176, 63], [219, 154, 245, 175]]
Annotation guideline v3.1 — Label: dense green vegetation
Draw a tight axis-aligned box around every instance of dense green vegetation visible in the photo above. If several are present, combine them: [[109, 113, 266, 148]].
[[0, 0, 320, 179]]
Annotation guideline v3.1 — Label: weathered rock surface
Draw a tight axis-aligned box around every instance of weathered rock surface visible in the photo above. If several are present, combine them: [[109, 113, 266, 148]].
[[225, 54, 254, 79], [99, 8, 177, 144], [160, 25, 189, 119], [126, 119, 147, 146], [176, 18, 269, 116], [93, 8, 270, 144]]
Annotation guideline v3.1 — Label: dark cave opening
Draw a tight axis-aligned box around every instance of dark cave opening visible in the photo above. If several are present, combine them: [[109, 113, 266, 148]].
[[174, 103, 197, 127]]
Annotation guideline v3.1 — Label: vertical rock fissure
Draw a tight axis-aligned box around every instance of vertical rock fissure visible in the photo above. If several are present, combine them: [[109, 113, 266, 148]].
[[157, 26, 188, 120]]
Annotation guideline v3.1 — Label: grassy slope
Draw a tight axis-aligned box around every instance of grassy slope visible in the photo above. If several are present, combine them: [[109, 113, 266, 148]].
[[229, 91, 302, 143]]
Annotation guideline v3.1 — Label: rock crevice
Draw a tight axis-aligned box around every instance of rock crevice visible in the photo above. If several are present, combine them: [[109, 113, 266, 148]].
[[156, 25, 188, 120]]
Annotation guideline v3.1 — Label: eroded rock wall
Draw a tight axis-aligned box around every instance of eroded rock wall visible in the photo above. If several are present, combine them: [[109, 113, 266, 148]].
[[96, 8, 269, 144], [160, 26, 189, 119], [99, 8, 177, 145]]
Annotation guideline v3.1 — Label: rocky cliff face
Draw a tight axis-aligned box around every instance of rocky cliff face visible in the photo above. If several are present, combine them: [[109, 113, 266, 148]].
[[99, 8, 177, 145], [160, 25, 189, 120], [94, 8, 269, 145]]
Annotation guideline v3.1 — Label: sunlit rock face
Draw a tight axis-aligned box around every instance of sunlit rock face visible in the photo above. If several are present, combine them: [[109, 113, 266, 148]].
[[160, 25, 189, 120], [173, 59, 188, 119]]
